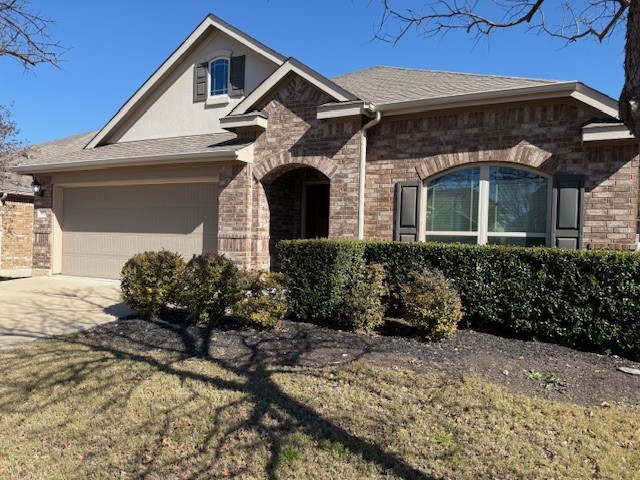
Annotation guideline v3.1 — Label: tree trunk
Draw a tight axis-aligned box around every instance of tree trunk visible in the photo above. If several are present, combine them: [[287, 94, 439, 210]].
[[620, 0, 640, 138]]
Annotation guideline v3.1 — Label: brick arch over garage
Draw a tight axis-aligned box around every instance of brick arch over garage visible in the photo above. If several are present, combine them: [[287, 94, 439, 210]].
[[253, 153, 339, 184], [415, 141, 554, 180]]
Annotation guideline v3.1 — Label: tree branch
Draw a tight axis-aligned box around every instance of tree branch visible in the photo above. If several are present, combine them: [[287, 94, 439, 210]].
[[0, 0, 65, 71], [376, 0, 629, 44]]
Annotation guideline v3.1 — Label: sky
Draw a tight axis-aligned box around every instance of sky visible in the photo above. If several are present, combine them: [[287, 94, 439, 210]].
[[0, 0, 627, 145]]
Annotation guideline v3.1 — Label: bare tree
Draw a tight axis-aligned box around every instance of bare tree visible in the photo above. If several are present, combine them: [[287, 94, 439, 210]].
[[0, 0, 63, 69], [0, 0, 63, 183], [376, 0, 640, 138]]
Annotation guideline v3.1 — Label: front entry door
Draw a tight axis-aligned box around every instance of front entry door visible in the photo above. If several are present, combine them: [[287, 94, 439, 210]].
[[303, 183, 330, 238]]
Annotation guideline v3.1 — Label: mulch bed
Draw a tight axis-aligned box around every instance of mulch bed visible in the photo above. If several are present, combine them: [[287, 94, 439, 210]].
[[77, 316, 640, 407]]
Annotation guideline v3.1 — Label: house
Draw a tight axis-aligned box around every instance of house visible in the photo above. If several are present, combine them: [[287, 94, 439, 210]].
[[0, 169, 33, 277], [11, 14, 639, 279]]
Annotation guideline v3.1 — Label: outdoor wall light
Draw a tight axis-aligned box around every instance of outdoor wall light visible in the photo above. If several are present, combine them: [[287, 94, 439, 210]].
[[31, 178, 44, 197]]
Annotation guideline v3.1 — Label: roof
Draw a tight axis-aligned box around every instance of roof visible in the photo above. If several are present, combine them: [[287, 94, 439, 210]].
[[332, 66, 565, 104], [0, 170, 32, 196], [14, 131, 252, 174]]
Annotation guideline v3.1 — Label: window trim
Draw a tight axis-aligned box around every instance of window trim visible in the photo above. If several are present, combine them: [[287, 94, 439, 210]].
[[422, 163, 552, 246]]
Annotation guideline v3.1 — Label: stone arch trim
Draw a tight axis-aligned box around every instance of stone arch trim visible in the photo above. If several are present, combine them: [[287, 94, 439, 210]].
[[415, 141, 553, 180], [253, 153, 339, 183]]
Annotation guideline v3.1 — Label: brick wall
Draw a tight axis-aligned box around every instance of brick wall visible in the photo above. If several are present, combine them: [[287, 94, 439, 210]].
[[0, 195, 34, 270], [365, 103, 639, 249]]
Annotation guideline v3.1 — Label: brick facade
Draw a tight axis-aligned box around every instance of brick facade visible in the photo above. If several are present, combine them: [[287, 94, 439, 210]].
[[365, 103, 639, 249], [215, 79, 639, 270], [0, 194, 34, 271], [217, 76, 362, 270]]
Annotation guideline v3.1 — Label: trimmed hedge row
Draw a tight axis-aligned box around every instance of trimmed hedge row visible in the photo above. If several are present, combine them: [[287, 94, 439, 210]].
[[278, 240, 640, 357]]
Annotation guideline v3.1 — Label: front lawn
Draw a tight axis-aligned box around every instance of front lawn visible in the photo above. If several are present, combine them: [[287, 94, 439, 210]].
[[0, 331, 638, 479]]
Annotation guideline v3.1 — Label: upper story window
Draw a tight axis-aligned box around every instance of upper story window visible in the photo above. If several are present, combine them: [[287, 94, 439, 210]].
[[210, 58, 229, 96], [425, 164, 549, 246]]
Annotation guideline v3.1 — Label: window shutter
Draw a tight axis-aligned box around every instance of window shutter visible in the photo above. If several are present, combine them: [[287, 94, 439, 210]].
[[193, 62, 207, 102], [551, 174, 584, 249], [394, 181, 420, 242], [229, 55, 245, 94]]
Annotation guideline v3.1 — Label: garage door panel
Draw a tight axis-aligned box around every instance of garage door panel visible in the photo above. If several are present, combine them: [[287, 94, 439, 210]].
[[62, 183, 218, 279]]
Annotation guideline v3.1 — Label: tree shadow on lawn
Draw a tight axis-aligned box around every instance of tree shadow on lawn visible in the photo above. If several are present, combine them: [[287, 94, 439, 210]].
[[4, 317, 441, 480]]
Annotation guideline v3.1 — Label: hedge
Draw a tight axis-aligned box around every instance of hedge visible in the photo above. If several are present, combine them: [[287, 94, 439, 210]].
[[277, 239, 365, 323], [279, 239, 640, 358]]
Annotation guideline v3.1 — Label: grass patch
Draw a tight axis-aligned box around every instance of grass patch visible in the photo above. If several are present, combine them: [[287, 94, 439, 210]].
[[0, 336, 637, 479]]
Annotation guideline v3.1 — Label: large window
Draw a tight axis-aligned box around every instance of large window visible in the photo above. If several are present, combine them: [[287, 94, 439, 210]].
[[425, 165, 549, 246], [210, 58, 229, 96]]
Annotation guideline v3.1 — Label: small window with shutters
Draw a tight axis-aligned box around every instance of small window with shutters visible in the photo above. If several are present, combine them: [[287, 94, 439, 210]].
[[194, 55, 246, 103]]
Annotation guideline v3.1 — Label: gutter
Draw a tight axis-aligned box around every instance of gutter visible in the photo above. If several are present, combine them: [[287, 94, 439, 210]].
[[358, 107, 382, 240]]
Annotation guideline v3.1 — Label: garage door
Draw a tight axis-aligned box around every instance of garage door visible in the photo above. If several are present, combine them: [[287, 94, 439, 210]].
[[62, 183, 218, 279]]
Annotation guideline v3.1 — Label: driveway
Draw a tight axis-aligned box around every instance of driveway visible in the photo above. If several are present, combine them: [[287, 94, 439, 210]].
[[0, 276, 132, 348]]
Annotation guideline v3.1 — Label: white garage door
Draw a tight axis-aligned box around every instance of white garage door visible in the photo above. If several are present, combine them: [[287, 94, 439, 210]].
[[62, 183, 218, 279]]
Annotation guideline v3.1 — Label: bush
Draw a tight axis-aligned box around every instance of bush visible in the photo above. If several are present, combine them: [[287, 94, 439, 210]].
[[401, 269, 463, 340], [232, 271, 289, 330], [179, 254, 241, 324], [341, 263, 387, 332], [277, 239, 366, 323], [365, 241, 640, 358], [120, 250, 185, 318]]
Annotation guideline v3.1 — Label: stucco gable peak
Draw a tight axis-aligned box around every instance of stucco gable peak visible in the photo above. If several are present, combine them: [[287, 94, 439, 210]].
[[85, 14, 287, 150]]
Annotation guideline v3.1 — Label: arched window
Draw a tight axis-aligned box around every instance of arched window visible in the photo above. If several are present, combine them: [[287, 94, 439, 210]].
[[210, 58, 229, 96], [425, 164, 549, 246]]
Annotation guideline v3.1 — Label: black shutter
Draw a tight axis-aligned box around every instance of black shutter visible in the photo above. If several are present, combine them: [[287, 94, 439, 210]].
[[229, 55, 245, 94], [193, 62, 208, 102], [394, 181, 420, 242], [551, 174, 584, 249]]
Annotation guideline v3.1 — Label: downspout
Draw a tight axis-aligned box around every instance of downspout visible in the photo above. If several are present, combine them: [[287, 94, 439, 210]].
[[358, 108, 382, 239]]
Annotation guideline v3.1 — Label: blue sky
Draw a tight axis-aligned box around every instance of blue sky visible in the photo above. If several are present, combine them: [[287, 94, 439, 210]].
[[0, 0, 627, 145]]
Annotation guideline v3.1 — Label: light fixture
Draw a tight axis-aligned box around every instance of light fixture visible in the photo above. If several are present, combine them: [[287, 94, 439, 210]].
[[31, 178, 44, 197]]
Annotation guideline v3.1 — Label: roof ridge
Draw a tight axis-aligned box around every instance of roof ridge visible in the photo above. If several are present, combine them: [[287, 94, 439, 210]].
[[332, 65, 566, 84]]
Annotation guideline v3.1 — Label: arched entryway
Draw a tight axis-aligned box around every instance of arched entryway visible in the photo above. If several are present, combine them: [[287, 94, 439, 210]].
[[263, 166, 330, 268]]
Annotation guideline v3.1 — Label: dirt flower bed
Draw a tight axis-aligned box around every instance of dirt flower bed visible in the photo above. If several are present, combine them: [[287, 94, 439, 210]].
[[82, 317, 640, 407]]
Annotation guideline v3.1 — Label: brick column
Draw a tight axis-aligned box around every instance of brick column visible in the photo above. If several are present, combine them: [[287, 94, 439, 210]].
[[217, 164, 255, 270], [32, 176, 53, 276]]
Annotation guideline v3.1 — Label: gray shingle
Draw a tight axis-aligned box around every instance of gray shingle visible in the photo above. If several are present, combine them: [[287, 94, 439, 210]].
[[332, 66, 565, 104], [17, 131, 251, 170]]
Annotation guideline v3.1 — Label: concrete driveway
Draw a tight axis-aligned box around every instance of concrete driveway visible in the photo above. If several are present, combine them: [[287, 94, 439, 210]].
[[0, 276, 132, 348]]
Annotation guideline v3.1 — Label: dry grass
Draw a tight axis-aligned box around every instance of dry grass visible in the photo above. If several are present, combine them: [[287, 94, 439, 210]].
[[0, 336, 638, 479]]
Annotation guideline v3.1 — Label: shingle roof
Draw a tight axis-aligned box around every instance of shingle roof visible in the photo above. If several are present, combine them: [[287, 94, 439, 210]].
[[332, 66, 565, 104], [17, 131, 251, 170], [0, 170, 32, 196]]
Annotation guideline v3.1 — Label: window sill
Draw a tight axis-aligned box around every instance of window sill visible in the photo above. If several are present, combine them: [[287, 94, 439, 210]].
[[206, 94, 230, 106]]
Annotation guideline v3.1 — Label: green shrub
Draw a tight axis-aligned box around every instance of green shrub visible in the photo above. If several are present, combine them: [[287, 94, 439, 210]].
[[277, 239, 366, 323], [232, 271, 289, 330], [341, 263, 387, 332], [120, 250, 185, 318], [179, 254, 241, 324], [401, 269, 463, 340], [365, 241, 640, 357]]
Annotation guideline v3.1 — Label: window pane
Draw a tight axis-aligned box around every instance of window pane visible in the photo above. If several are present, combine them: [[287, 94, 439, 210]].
[[426, 167, 480, 232], [487, 236, 547, 247], [211, 59, 228, 95], [488, 166, 548, 233], [425, 235, 478, 244]]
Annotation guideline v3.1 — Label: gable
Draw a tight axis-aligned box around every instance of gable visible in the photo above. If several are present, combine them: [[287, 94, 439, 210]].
[[87, 15, 285, 148]]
